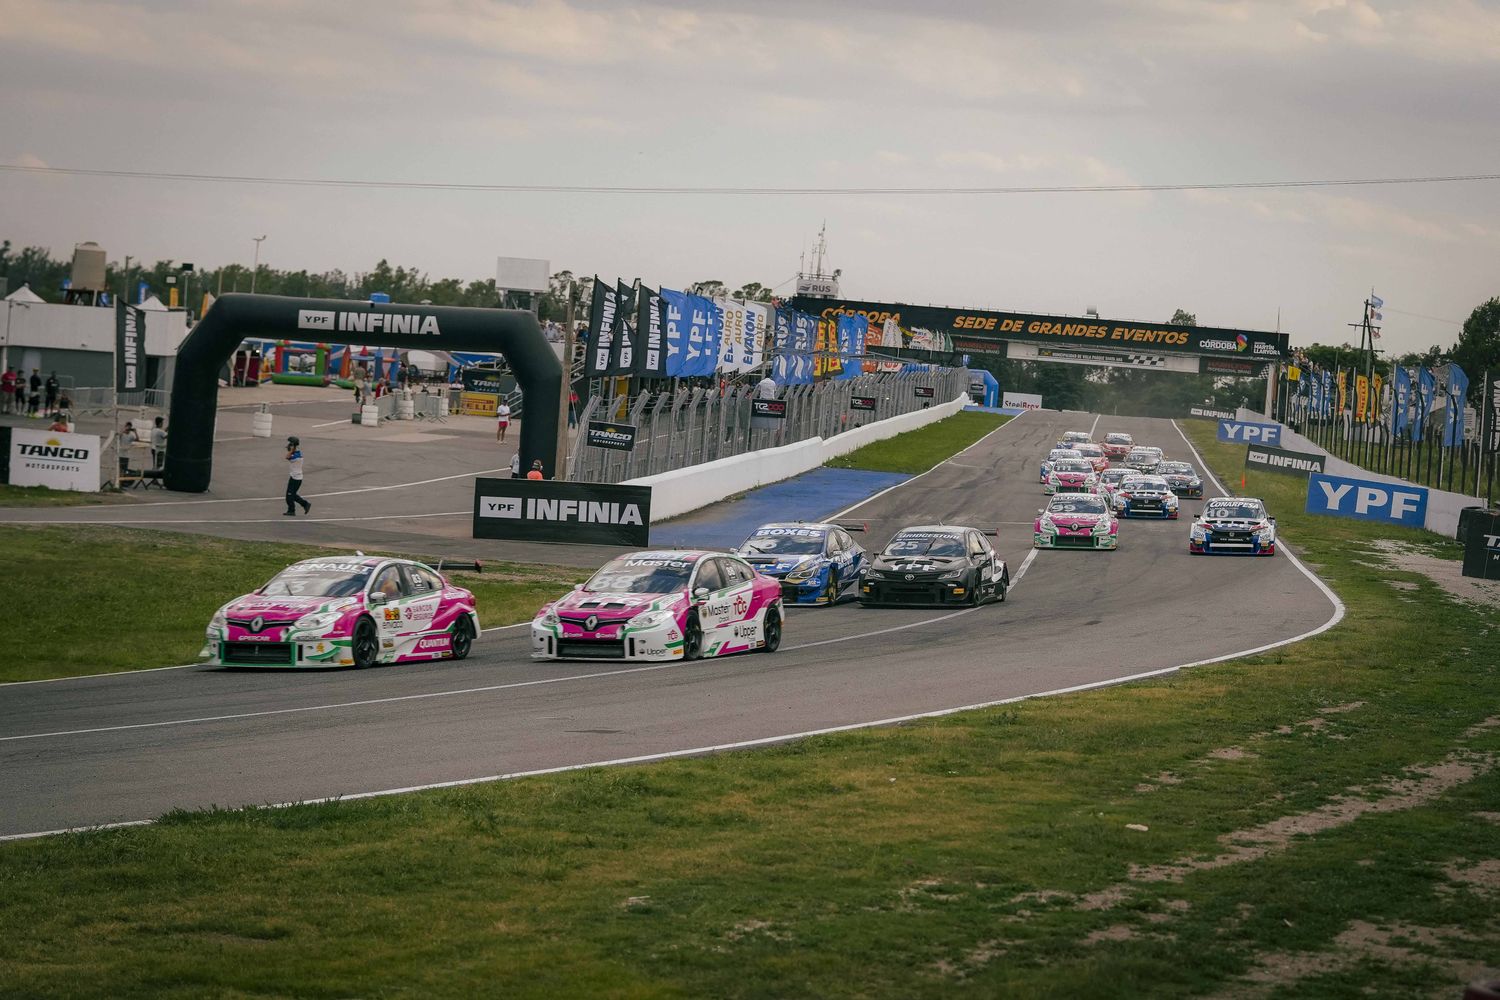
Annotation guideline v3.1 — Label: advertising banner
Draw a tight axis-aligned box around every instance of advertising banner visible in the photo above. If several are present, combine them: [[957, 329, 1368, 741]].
[[789, 310, 816, 384], [1216, 419, 1283, 446], [1414, 367, 1435, 442], [585, 421, 637, 452], [1245, 443, 1326, 476], [460, 368, 510, 395], [636, 287, 665, 376], [1490, 377, 1500, 453], [473, 477, 651, 546], [1189, 406, 1235, 420], [717, 299, 746, 373], [1001, 392, 1043, 410], [834, 314, 867, 380], [610, 280, 636, 375], [661, 287, 689, 377], [1393, 367, 1412, 435], [9, 427, 101, 492], [115, 301, 144, 391], [1200, 355, 1272, 377], [850, 395, 877, 412], [914, 385, 935, 399], [771, 307, 793, 384], [740, 302, 767, 373], [1440, 363, 1469, 447], [1355, 374, 1370, 423], [1305, 472, 1427, 527], [750, 397, 786, 430], [586, 276, 619, 377], [687, 295, 720, 377], [459, 391, 498, 417], [792, 295, 1288, 360]]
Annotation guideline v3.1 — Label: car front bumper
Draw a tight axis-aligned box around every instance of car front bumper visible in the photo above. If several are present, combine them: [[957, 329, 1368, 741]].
[[531, 620, 686, 661], [860, 576, 973, 605]]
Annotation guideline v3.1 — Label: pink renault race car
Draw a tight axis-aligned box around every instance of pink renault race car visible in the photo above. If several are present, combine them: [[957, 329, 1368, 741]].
[[202, 556, 479, 668], [1034, 493, 1119, 550], [532, 550, 783, 661]]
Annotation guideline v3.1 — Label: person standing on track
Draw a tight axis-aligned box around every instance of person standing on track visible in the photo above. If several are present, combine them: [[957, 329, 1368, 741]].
[[496, 398, 512, 444], [283, 435, 312, 517]]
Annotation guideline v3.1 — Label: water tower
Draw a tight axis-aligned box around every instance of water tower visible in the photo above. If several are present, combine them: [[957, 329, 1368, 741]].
[[65, 241, 108, 305]]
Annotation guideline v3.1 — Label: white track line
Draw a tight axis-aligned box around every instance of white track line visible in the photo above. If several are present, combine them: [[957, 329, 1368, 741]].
[[1088, 412, 1101, 438], [829, 410, 1026, 520], [0, 419, 1346, 842]]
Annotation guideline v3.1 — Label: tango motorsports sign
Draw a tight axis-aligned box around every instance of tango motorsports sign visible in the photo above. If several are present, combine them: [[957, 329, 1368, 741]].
[[792, 295, 1287, 374]]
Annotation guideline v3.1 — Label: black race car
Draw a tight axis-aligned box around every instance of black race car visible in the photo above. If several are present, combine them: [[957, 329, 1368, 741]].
[[859, 524, 1009, 607], [1158, 461, 1205, 498]]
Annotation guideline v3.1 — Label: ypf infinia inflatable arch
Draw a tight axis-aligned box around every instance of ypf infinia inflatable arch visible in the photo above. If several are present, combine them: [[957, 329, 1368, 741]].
[[165, 294, 562, 492]]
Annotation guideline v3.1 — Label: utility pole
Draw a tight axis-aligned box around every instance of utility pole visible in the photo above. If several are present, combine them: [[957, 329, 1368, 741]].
[[251, 235, 267, 293]]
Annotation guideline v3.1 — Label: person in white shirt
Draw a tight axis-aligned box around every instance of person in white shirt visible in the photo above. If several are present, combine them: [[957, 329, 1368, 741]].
[[756, 376, 778, 399], [283, 436, 311, 516], [150, 416, 168, 469], [496, 400, 512, 444]]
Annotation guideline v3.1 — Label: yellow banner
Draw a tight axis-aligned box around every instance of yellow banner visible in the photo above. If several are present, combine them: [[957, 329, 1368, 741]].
[[1287, 364, 1301, 382], [814, 319, 835, 378], [460, 391, 498, 417], [1372, 373, 1383, 422], [1338, 371, 1348, 413], [1355, 374, 1370, 423]]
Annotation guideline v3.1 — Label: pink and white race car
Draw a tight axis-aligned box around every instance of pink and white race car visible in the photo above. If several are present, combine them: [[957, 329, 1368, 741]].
[[1034, 493, 1119, 550], [532, 550, 783, 661], [202, 556, 479, 669]]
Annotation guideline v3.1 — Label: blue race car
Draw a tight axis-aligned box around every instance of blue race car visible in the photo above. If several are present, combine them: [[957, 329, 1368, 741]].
[[736, 522, 866, 605]]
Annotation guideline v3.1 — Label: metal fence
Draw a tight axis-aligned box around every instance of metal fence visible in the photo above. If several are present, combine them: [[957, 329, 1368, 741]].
[[67, 386, 170, 416], [568, 368, 969, 483]]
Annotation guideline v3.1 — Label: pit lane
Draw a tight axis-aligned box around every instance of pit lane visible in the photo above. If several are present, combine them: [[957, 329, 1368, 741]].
[[0, 411, 1339, 838]]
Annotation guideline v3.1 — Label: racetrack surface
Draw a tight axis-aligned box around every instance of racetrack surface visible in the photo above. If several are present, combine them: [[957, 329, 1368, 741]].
[[0, 411, 1337, 838]]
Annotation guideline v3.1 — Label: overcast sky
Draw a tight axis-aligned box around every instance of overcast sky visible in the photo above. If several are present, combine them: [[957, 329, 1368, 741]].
[[2, 0, 1497, 354]]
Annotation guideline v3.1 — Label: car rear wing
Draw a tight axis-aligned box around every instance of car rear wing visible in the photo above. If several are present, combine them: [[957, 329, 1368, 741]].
[[432, 559, 484, 573], [832, 521, 868, 532]]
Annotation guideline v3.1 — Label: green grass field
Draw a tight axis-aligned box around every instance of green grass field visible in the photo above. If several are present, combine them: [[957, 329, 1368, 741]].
[[0, 526, 576, 683], [2, 418, 1497, 997], [827, 410, 1009, 473], [0, 483, 111, 507]]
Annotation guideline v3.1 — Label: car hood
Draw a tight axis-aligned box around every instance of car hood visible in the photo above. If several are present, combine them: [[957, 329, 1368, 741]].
[[871, 555, 965, 572], [225, 595, 358, 619], [739, 553, 820, 575], [552, 590, 678, 616], [1200, 516, 1267, 529], [1043, 511, 1108, 527]]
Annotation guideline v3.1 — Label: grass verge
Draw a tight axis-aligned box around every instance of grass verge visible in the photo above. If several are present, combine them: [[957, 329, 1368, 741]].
[[0, 525, 576, 683], [3, 420, 1499, 997], [0, 483, 111, 507], [827, 410, 1009, 474]]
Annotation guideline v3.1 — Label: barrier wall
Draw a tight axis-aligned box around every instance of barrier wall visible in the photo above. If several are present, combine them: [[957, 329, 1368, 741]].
[[1233, 407, 1481, 537], [627, 394, 972, 520]]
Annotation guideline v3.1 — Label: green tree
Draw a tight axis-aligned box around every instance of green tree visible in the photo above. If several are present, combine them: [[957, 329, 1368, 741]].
[[1169, 308, 1197, 326], [687, 279, 726, 299], [1450, 296, 1500, 400], [733, 281, 773, 302]]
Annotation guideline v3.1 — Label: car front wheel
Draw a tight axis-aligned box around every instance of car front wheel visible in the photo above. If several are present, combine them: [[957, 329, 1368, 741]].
[[352, 616, 379, 669], [682, 616, 703, 661]]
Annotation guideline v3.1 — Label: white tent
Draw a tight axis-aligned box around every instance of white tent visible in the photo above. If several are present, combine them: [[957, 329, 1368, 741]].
[[4, 283, 44, 304], [137, 293, 170, 311]]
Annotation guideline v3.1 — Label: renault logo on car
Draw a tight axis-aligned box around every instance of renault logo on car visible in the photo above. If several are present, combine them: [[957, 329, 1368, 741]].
[[249, 616, 264, 633], [584, 615, 599, 631]]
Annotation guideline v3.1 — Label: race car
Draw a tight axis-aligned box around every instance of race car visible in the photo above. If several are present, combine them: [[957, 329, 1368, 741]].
[[1123, 446, 1165, 474], [1190, 497, 1277, 555], [1034, 494, 1118, 550], [1040, 447, 1084, 483], [1074, 442, 1111, 474], [736, 521, 866, 605], [532, 550, 782, 660], [202, 556, 479, 669], [1102, 432, 1135, 460], [1111, 474, 1181, 519], [1055, 430, 1094, 449], [1158, 461, 1205, 498], [1044, 458, 1101, 495], [1097, 466, 1138, 501], [860, 525, 1008, 606]]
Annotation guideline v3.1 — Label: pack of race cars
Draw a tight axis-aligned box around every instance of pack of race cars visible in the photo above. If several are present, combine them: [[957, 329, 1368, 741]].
[[200, 429, 1271, 669]]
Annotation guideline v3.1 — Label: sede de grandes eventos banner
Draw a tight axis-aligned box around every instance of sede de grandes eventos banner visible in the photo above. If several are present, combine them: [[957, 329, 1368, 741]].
[[792, 295, 1288, 360], [7, 427, 102, 492], [1304, 472, 1427, 527], [473, 477, 651, 546]]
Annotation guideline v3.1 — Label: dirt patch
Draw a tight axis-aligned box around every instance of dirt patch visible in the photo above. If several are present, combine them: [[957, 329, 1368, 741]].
[[1207, 746, 1258, 760], [1368, 539, 1500, 612], [1084, 924, 1135, 945], [726, 919, 791, 942], [1135, 771, 1184, 792], [1472, 811, 1500, 825], [930, 939, 1007, 979], [1445, 859, 1500, 894], [1462, 716, 1500, 741]]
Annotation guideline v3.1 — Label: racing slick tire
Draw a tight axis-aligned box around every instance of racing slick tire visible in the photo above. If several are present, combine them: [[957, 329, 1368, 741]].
[[352, 616, 379, 669], [994, 574, 1008, 603], [760, 607, 782, 654], [450, 616, 475, 660], [682, 615, 704, 661], [823, 572, 839, 606]]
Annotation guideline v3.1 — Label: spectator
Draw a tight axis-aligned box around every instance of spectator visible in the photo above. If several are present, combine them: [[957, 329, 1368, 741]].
[[28, 369, 42, 416], [496, 398, 512, 444], [57, 389, 72, 416], [283, 435, 312, 516], [44, 371, 59, 412], [1, 367, 15, 414], [121, 421, 139, 446], [150, 416, 167, 468], [48, 413, 69, 433], [526, 459, 545, 480], [510, 452, 521, 479], [353, 368, 366, 407], [568, 390, 578, 428], [756, 375, 778, 399]]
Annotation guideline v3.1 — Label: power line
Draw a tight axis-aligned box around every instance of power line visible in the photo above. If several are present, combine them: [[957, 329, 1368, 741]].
[[1381, 306, 1463, 326], [4, 162, 1500, 196]]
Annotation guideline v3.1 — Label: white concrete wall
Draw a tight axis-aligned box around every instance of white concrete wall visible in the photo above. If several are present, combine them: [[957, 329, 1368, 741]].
[[4, 301, 189, 358], [1233, 407, 1482, 537], [627, 394, 972, 520]]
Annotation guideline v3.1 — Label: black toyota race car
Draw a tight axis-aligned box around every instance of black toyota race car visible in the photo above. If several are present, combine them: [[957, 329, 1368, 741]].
[[1158, 461, 1205, 498], [859, 524, 1009, 607]]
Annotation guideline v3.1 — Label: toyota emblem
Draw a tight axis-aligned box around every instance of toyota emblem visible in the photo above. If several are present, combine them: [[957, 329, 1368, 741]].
[[904, 574, 914, 581], [249, 616, 264, 633], [584, 615, 599, 631]]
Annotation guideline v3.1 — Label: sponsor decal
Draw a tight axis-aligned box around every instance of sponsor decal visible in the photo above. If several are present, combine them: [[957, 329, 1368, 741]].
[[459, 391, 498, 417], [586, 421, 638, 452], [1245, 444, 1326, 475], [750, 398, 787, 420], [1217, 420, 1283, 446], [8, 428, 102, 492], [383, 607, 401, 621], [850, 395, 877, 412], [298, 309, 440, 336], [473, 478, 652, 546], [1305, 472, 1427, 527], [416, 636, 452, 651], [1001, 392, 1043, 410], [460, 369, 509, 395], [753, 526, 824, 537], [914, 385, 935, 398], [1200, 355, 1271, 377], [116, 302, 143, 391]]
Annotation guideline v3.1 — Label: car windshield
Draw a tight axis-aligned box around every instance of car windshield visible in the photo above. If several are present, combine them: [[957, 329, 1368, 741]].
[[1064, 432, 1090, 442], [260, 561, 373, 598], [1053, 460, 1093, 473], [740, 531, 825, 556], [1105, 433, 1132, 444], [1050, 497, 1107, 514], [1123, 478, 1165, 491], [1160, 463, 1196, 475], [1102, 469, 1132, 482], [1048, 449, 1082, 461], [1127, 449, 1155, 460], [1205, 501, 1264, 520], [884, 532, 966, 557], [585, 556, 696, 594], [1075, 444, 1104, 457]]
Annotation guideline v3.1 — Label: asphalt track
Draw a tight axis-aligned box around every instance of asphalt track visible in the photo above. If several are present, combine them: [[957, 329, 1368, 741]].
[[0, 411, 1339, 839]]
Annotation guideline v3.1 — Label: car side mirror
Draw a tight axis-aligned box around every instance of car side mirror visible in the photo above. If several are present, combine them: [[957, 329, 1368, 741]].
[[573, 583, 585, 591], [693, 587, 711, 600], [367, 592, 387, 606], [1037, 508, 1044, 515]]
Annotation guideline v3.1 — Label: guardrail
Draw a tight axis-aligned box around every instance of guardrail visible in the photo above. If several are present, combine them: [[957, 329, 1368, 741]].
[[67, 386, 169, 415]]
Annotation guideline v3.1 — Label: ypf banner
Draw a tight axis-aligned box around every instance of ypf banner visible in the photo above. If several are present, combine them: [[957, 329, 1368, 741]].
[[1217, 419, 1283, 446], [1305, 472, 1427, 527], [473, 477, 651, 546]]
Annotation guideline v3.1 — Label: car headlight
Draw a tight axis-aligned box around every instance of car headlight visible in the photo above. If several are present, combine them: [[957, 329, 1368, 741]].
[[1093, 519, 1110, 533], [207, 608, 227, 635], [864, 570, 886, 581], [292, 611, 343, 633], [938, 569, 964, 580], [1191, 526, 1207, 540], [537, 608, 560, 627], [627, 609, 675, 629], [784, 559, 820, 583], [1038, 517, 1055, 533]]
